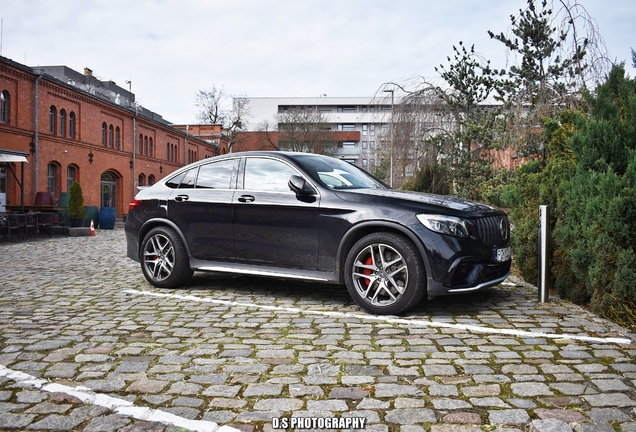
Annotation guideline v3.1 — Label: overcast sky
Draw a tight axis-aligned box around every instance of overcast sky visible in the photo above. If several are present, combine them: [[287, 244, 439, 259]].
[[2, 0, 634, 124]]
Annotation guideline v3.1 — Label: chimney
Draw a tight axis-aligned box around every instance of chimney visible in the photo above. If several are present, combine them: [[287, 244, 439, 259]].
[[84, 67, 93, 77]]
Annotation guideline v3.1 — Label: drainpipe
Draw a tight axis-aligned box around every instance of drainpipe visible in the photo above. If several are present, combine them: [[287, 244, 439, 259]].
[[184, 125, 188, 166], [33, 68, 43, 193]]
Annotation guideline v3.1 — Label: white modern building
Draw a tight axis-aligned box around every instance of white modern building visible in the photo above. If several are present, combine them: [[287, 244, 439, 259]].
[[243, 96, 399, 171]]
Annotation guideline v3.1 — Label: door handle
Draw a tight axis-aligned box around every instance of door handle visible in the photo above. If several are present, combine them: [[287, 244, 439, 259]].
[[174, 194, 189, 202], [238, 195, 255, 203]]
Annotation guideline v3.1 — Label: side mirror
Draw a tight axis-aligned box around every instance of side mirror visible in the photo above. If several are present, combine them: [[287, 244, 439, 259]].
[[288, 175, 315, 196]]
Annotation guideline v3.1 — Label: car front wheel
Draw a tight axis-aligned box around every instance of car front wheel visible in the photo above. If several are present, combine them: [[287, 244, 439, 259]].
[[140, 226, 193, 288], [345, 232, 426, 315]]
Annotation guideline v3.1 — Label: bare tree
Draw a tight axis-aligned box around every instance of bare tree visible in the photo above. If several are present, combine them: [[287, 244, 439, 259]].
[[195, 86, 228, 125], [257, 108, 338, 155], [194, 86, 251, 153]]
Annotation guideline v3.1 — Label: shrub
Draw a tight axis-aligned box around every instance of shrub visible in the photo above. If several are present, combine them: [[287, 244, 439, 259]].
[[68, 182, 85, 219]]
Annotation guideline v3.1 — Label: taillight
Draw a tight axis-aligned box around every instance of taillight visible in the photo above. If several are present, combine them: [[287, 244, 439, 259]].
[[129, 199, 142, 211]]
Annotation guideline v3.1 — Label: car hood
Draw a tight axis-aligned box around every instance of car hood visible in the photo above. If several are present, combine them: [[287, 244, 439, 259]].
[[333, 188, 503, 217]]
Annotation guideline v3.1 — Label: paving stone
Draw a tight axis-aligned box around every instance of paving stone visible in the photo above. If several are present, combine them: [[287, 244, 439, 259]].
[[83, 414, 132, 431], [511, 382, 554, 397], [423, 365, 458, 376], [125, 379, 168, 393], [327, 386, 369, 399], [431, 398, 472, 410], [469, 397, 510, 408], [529, 418, 573, 432], [461, 384, 501, 397], [24, 340, 71, 351], [254, 398, 304, 411], [289, 384, 324, 397], [16, 390, 48, 403], [534, 409, 586, 422], [584, 393, 636, 407], [26, 413, 84, 430], [306, 399, 349, 411], [209, 397, 247, 409], [243, 383, 283, 397], [374, 384, 424, 398], [592, 379, 631, 392], [574, 420, 615, 432], [440, 412, 482, 424], [488, 409, 531, 425], [385, 408, 436, 424], [24, 402, 73, 414], [549, 383, 590, 395], [393, 398, 425, 409], [588, 407, 633, 422], [357, 398, 391, 409], [0, 413, 36, 429]]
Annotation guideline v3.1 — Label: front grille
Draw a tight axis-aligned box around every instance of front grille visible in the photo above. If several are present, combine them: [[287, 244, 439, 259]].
[[475, 215, 509, 247]]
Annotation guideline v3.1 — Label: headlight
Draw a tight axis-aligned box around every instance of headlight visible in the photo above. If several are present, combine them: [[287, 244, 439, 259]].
[[417, 214, 469, 238]]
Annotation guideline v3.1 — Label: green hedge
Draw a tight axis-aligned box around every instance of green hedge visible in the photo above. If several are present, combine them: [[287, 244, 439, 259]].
[[501, 65, 636, 329]]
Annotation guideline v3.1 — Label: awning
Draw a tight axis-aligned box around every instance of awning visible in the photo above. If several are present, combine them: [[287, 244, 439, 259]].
[[0, 149, 29, 163], [0, 149, 29, 212]]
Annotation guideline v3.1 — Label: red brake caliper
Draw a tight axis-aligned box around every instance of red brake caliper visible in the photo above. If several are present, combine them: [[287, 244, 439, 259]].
[[363, 256, 373, 286]]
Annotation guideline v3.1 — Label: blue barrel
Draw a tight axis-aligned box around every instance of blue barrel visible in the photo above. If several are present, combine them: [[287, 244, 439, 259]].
[[99, 207, 116, 230], [85, 206, 99, 228]]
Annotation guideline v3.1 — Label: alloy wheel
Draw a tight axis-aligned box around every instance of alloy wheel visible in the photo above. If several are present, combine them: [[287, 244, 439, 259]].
[[143, 233, 175, 282], [351, 242, 409, 307]]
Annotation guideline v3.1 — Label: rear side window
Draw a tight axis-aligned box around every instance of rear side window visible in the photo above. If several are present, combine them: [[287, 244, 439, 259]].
[[165, 168, 197, 189], [165, 172, 185, 189], [179, 168, 198, 189], [196, 159, 236, 189]]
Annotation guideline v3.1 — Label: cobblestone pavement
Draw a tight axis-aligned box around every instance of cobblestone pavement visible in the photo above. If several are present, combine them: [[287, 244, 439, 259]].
[[1, 226, 636, 432]]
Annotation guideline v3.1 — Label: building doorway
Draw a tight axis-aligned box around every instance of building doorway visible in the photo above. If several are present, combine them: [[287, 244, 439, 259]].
[[100, 171, 118, 210]]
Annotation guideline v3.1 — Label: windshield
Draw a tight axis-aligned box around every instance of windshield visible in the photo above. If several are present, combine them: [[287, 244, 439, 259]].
[[293, 154, 388, 190]]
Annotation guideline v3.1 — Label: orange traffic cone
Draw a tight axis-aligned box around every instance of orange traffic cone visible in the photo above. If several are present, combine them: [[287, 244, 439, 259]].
[[89, 219, 96, 236]]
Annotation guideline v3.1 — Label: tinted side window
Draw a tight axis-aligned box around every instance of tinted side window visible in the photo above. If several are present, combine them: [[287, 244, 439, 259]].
[[165, 172, 185, 189], [244, 158, 297, 192], [196, 159, 236, 189], [179, 168, 198, 189]]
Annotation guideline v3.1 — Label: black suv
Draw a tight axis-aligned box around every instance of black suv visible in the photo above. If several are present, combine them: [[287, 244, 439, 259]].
[[125, 152, 511, 315]]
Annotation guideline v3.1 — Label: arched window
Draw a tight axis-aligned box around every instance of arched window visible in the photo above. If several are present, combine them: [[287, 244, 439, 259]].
[[59, 109, 66, 136], [149, 138, 153, 157], [49, 106, 57, 134], [102, 122, 107, 146], [148, 174, 155, 186], [69, 112, 76, 139], [166, 143, 170, 161], [108, 125, 114, 148], [47, 163, 58, 194], [67, 165, 77, 191], [144, 136, 148, 156], [138, 134, 143, 154], [0, 90, 9, 123], [115, 127, 120, 149], [138, 174, 145, 186]]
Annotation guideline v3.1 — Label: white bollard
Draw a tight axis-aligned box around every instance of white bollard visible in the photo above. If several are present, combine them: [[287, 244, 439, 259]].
[[538, 205, 549, 302]]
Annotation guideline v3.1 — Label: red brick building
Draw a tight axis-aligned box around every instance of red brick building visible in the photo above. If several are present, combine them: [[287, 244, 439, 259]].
[[0, 56, 218, 218]]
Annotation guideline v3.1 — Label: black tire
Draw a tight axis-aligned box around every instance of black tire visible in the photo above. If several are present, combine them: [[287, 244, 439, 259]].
[[140, 226, 193, 288], [344, 232, 426, 315]]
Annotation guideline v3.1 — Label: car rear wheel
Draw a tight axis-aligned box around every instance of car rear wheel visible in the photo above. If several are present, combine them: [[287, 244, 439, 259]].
[[141, 226, 193, 288], [345, 232, 426, 315]]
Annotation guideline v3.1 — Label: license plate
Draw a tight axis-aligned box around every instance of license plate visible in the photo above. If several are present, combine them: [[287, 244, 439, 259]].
[[496, 247, 511, 262]]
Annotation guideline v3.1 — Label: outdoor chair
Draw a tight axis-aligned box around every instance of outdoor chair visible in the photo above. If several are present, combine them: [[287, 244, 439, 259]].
[[2, 213, 23, 242]]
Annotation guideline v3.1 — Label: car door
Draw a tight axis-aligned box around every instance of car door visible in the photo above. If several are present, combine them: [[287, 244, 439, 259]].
[[233, 156, 320, 270], [167, 158, 238, 261]]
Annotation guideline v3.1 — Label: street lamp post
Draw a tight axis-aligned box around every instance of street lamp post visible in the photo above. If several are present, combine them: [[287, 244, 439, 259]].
[[383, 89, 394, 188]]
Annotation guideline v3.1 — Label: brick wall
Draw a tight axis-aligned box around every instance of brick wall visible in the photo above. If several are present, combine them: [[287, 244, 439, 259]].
[[0, 58, 215, 218]]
